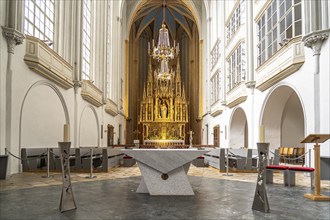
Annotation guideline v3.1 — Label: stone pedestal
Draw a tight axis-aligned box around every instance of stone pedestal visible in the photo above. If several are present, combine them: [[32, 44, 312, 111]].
[[252, 143, 270, 213], [122, 149, 209, 195]]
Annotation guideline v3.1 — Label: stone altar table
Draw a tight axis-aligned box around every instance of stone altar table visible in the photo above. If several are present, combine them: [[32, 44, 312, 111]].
[[122, 149, 209, 196]]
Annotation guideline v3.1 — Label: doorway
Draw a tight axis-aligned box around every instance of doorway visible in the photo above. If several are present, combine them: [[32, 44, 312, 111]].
[[107, 124, 114, 146]]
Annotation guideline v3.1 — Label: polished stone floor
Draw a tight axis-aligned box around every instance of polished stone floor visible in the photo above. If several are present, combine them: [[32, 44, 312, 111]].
[[1, 165, 329, 220]]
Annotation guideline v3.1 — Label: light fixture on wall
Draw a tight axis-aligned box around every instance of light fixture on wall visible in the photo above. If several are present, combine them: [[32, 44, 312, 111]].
[[148, 0, 179, 62]]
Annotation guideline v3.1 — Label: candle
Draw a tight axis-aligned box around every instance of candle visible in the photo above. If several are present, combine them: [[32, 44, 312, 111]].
[[259, 125, 265, 143], [63, 124, 70, 142]]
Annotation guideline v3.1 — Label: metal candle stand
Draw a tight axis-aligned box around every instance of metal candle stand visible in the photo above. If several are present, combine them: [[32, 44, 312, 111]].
[[85, 148, 97, 179], [252, 143, 270, 213], [42, 148, 53, 178], [222, 148, 233, 176], [58, 142, 77, 212]]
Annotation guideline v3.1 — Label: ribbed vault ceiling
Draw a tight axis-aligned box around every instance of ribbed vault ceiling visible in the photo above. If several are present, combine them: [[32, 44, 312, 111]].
[[132, 0, 196, 40]]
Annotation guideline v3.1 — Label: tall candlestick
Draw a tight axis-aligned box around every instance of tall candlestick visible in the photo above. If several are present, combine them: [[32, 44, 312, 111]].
[[63, 124, 70, 142], [259, 125, 265, 143]]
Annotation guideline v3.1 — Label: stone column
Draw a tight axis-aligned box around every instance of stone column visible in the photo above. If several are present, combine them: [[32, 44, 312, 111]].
[[219, 0, 226, 106], [245, 0, 256, 149], [72, 0, 82, 148]]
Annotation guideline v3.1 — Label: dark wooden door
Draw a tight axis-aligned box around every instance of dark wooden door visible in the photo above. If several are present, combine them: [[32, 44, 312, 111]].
[[107, 124, 114, 146]]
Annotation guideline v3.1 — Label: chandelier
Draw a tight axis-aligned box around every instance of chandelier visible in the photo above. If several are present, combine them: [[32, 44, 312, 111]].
[[148, 0, 179, 62], [157, 59, 174, 80]]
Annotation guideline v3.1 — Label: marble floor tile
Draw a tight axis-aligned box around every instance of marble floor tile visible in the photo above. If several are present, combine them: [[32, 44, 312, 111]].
[[0, 165, 329, 219]]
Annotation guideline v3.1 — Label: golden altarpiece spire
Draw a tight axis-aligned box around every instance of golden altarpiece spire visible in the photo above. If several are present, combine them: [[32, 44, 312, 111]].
[[139, 58, 188, 145]]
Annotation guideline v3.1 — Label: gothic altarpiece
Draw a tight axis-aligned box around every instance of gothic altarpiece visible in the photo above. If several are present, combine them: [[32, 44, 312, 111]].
[[139, 58, 188, 146]]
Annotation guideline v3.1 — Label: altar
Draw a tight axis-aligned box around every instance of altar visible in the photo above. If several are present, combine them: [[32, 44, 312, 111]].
[[143, 139, 184, 148], [122, 149, 209, 196]]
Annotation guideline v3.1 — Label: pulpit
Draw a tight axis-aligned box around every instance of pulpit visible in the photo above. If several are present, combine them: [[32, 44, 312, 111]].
[[301, 134, 330, 201]]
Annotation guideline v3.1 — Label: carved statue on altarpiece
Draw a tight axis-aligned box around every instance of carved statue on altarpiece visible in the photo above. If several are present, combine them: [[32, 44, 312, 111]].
[[160, 100, 168, 119]]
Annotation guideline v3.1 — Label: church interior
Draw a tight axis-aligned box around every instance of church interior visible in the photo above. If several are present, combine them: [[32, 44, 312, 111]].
[[0, 0, 330, 219]]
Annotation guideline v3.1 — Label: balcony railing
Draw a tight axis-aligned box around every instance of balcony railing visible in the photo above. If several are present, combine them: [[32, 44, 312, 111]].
[[256, 37, 305, 91], [24, 35, 73, 89], [105, 99, 118, 116], [81, 80, 103, 107], [226, 82, 247, 108]]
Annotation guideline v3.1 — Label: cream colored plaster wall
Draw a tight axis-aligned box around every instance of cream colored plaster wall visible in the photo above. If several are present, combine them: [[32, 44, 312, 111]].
[[79, 106, 99, 147], [0, 0, 8, 155], [20, 84, 67, 147], [281, 94, 304, 147], [318, 38, 330, 156]]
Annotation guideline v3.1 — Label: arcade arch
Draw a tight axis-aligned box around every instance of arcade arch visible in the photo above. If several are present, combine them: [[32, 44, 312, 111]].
[[229, 107, 248, 149], [261, 85, 305, 150]]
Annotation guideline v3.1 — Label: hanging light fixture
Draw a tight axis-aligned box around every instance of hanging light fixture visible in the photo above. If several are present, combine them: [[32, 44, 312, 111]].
[[157, 59, 174, 80], [148, 0, 179, 62]]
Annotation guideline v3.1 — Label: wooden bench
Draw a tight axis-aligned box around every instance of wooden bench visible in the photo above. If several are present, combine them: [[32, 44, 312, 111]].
[[288, 166, 314, 189], [192, 156, 206, 167], [21, 148, 48, 171], [122, 155, 136, 167], [266, 165, 290, 186], [278, 147, 305, 164], [80, 147, 103, 171], [102, 147, 124, 171]]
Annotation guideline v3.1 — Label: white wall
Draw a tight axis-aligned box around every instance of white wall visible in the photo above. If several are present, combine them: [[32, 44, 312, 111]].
[[21, 84, 67, 147], [0, 0, 8, 155], [229, 107, 247, 149], [281, 93, 304, 147], [1, 0, 127, 175], [79, 106, 99, 147]]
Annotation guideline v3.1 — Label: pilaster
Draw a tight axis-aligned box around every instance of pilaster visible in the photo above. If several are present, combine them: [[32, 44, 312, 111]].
[[1, 25, 25, 173], [302, 29, 329, 134]]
